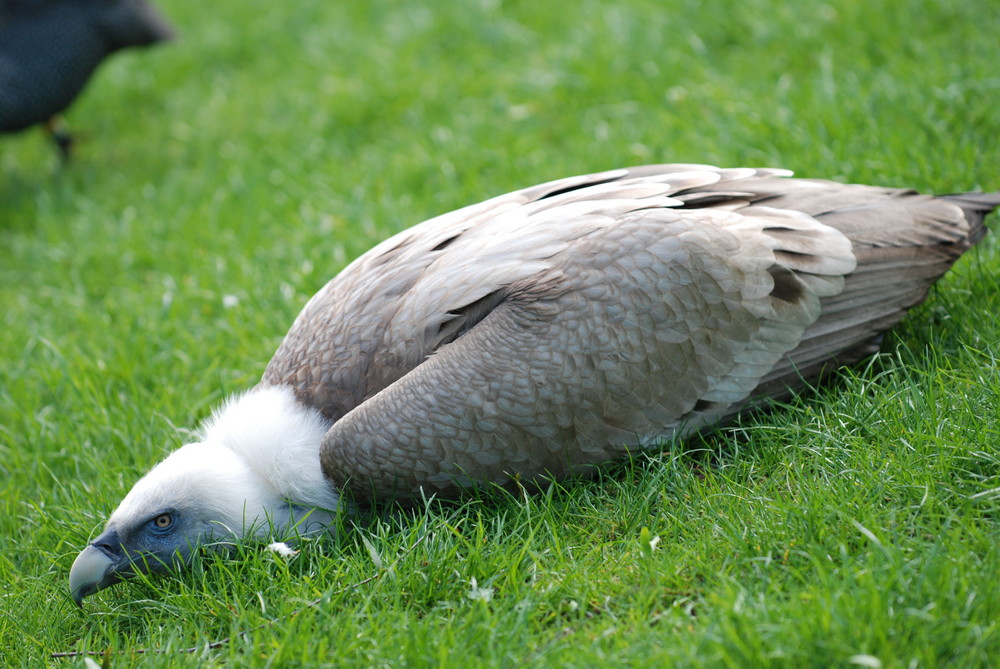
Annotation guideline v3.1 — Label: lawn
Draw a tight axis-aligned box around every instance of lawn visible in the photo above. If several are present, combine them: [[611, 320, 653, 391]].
[[2, 0, 999, 666]]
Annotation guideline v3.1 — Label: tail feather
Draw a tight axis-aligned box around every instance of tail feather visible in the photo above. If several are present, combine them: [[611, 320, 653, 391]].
[[742, 187, 999, 405], [940, 192, 1000, 244]]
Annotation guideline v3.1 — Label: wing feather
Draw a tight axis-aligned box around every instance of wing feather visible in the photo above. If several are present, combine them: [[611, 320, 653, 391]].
[[255, 164, 994, 502], [317, 202, 856, 499]]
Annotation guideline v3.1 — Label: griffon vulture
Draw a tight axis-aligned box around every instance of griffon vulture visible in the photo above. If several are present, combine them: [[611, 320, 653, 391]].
[[69, 164, 1000, 604]]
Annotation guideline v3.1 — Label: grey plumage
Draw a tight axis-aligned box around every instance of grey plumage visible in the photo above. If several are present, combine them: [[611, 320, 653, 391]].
[[0, 0, 173, 156], [70, 164, 999, 604], [263, 164, 997, 500]]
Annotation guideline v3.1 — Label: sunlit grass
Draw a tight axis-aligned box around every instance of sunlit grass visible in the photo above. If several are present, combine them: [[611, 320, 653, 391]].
[[2, 0, 999, 665]]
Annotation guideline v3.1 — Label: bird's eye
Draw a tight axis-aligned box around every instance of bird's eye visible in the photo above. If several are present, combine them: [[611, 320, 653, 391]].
[[151, 513, 174, 531]]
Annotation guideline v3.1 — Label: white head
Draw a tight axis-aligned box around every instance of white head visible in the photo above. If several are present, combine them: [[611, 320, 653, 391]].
[[69, 386, 338, 605]]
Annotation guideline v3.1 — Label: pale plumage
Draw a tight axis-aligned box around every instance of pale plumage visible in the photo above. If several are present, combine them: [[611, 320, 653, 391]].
[[70, 164, 999, 604], [263, 164, 993, 498]]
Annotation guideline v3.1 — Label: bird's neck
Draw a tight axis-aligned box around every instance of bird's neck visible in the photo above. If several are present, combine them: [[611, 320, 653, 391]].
[[198, 385, 341, 517]]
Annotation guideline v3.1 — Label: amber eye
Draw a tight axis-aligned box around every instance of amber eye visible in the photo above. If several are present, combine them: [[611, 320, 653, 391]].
[[151, 513, 173, 530]]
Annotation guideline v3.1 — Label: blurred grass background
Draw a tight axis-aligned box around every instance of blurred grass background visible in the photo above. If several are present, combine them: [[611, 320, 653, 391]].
[[1, 0, 999, 665]]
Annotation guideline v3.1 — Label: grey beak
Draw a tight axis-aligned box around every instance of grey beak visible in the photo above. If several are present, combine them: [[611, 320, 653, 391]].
[[69, 532, 125, 606]]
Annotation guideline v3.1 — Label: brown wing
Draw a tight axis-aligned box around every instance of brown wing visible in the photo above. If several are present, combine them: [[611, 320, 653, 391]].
[[260, 164, 994, 502], [261, 165, 780, 421], [314, 193, 855, 500]]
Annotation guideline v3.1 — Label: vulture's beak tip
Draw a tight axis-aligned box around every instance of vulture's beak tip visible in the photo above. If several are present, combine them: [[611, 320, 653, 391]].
[[69, 543, 119, 607]]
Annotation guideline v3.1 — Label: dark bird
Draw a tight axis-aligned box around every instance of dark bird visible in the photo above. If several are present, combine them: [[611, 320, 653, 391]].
[[0, 0, 173, 159], [69, 164, 1000, 604]]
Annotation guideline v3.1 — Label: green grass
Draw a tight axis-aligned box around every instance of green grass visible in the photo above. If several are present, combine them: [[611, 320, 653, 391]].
[[2, 0, 999, 665]]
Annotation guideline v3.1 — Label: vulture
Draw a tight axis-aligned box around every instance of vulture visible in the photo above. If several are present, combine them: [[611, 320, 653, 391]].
[[69, 164, 1000, 604], [0, 0, 173, 159]]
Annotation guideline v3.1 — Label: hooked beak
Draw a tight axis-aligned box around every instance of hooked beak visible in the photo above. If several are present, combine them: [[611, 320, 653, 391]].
[[69, 529, 127, 606]]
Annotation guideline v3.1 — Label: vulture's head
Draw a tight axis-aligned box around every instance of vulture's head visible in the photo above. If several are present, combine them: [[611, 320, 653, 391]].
[[69, 386, 339, 605]]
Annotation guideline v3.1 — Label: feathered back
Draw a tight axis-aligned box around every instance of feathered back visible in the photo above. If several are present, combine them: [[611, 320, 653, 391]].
[[260, 165, 998, 501]]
